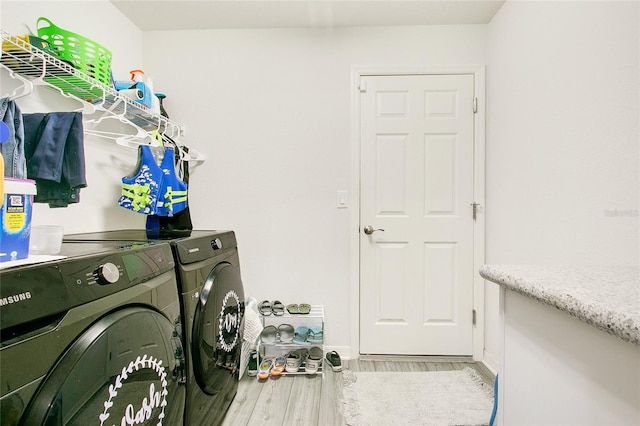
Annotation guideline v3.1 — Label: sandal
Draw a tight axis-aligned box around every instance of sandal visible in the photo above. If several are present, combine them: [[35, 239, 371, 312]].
[[305, 346, 323, 374], [271, 300, 285, 316], [298, 303, 311, 314], [277, 324, 295, 343], [325, 351, 343, 372], [293, 326, 309, 344], [271, 355, 286, 377], [258, 300, 272, 316], [307, 325, 323, 344], [260, 324, 294, 344], [286, 304, 300, 314], [260, 325, 277, 344], [257, 357, 273, 380], [285, 348, 308, 373]]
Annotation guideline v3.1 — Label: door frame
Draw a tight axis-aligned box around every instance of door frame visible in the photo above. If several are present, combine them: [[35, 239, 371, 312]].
[[349, 65, 486, 361]]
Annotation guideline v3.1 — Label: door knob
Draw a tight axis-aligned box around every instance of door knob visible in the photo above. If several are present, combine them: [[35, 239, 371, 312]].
[[363, 225, 384, 235]]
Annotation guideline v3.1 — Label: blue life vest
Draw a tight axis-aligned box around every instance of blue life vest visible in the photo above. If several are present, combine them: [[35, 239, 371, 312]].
[[119, 145, 188, 216]]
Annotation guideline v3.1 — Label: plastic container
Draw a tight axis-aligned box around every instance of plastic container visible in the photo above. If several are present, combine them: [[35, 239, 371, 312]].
[[29, 225, 64, 255], [36, 17, 112, 101], [36, 17, 112, 85], [1, 178, 37, 262]]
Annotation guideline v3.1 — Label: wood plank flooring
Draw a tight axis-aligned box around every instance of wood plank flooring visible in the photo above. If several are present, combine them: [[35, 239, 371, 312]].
[[221, 357, 495, 426]]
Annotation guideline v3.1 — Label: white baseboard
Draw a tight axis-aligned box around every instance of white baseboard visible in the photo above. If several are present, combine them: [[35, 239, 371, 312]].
[[482, 349, 498, 375]]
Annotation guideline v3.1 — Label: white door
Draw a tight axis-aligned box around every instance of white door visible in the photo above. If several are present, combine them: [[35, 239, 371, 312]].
[[359, 74, 475, 355]]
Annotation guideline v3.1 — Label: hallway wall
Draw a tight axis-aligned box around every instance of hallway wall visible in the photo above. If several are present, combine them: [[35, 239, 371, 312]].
[[484, 0, 639, 369]]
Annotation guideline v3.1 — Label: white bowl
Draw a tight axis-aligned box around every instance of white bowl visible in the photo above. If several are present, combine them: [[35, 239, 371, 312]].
[[29, 225, 64, 255]]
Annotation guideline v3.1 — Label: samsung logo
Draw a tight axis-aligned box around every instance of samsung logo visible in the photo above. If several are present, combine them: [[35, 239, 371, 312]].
[[0, 292, 32, 306]]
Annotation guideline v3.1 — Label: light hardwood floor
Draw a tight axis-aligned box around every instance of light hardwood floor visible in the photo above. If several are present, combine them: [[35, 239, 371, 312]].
[[221, 357, 495, 426]]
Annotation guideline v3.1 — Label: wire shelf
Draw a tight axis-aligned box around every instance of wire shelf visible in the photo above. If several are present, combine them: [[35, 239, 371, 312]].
[[0, 30, 183, 135]]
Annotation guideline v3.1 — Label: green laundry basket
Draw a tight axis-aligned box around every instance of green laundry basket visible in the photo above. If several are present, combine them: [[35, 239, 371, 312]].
[[36, 17, 112, 98]]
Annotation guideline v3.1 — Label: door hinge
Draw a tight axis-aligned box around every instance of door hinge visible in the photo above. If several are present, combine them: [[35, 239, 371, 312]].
[[472, 309, 477, 325], [359, 79, 367, 93], [473, 97, 478, 113], [471, 202, 479, 221]]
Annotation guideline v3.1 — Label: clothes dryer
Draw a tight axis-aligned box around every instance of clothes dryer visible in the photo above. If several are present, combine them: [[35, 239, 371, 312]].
[[0, 241, 186, 426], [64, 230, 245, 426]]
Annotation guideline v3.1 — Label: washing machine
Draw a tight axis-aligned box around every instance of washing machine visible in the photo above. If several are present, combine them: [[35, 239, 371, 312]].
[[0, 240, 186, 425], [64, 230, 245, 426]]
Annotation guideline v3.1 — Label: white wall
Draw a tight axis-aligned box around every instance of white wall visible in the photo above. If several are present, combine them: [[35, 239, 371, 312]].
[[484, 0, 639, 370], [142, 25, 487, 350], [1, 1, 147, 232], [1, 3, 488, 351]]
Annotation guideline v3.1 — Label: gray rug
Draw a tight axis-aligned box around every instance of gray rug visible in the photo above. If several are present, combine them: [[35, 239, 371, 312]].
[[342, 368, 494, 426]]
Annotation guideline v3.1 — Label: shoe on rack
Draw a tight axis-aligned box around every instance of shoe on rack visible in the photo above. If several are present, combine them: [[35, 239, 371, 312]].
[[258, 300, 272, 316], [305, 346, 323, 374], [325, 351, 343, 372], [271, 355, 286, 377], [285, 348, 308, 373], [307, 325, 323, 344], [293, 326, 309, 344], [247, 350, 258, 377], [298, 303, 311, 314], [271, 300, 285, 316], [257, 357, 273, 380]]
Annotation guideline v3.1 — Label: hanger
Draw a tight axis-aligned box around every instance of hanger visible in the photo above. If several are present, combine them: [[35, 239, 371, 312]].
[[5, 69, 34, 100], [84, 125, 150, 146], [84, 119, 206, 162], [47, 82, 97, 115], [161, 132, 206, 163]]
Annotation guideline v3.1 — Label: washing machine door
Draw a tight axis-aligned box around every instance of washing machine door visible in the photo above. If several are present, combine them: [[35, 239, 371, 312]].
[[192, 261, 244, 395], [19, 307, 186, 426]]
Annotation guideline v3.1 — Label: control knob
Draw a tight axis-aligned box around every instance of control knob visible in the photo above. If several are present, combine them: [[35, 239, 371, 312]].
[[95, 262, 120, 285]]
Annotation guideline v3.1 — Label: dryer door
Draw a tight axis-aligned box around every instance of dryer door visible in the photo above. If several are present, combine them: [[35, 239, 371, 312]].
[[19, 307, 186, 426], [192, 261, 244, 395]]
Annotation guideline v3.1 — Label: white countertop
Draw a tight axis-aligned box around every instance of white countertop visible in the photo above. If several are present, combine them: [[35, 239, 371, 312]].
[[479, 265, 640, 346]]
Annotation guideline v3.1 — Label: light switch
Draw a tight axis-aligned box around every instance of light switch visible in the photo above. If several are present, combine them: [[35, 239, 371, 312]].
[[337, 190, 348, 209]]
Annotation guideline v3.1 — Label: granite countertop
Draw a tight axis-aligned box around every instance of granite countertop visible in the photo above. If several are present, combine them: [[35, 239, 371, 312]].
[[479, 265, 640, 347]]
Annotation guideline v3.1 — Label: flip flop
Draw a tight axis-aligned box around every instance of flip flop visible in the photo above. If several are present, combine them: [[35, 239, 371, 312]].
[[271, 300, 285, 316], [293, 326, 309, 344], [258, 300, 272, 316], [257, 357, 273, 380], [298, 303, 311, 314], [271, 355, 287, 377], [286, 304, 300, 314], [307, 325, 323, 344]]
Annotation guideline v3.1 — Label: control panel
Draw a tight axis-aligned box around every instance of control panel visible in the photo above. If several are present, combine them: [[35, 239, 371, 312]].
[[0, 242, 175, 331]]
